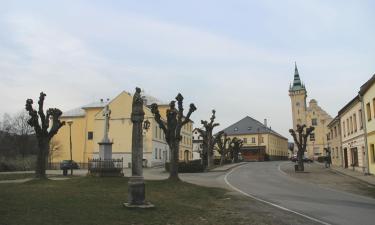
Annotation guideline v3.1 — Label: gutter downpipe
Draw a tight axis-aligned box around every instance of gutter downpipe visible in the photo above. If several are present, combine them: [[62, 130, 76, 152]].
[[359, 93, 370, 175]]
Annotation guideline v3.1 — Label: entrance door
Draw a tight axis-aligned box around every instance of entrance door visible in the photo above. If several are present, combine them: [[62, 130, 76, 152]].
[[184, 150, 189, 162], [344, 148, 348, 168]]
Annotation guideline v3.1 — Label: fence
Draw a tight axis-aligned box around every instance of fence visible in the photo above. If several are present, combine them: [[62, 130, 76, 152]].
[[47, 162, 89, 170], [88, 158, 124, 174]]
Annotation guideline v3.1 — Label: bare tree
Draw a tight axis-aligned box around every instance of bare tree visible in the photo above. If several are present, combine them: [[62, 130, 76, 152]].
[[289, 124, 314, 172], [214, 131, 231, 166], [230, 137, 243, 163], [197, 110, 219, 169], [151, 93, 196, 181], [25, 92, 65, 178]]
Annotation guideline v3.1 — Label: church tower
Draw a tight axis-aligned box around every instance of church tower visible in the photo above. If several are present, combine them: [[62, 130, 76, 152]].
[[289, 63, 307, 130]]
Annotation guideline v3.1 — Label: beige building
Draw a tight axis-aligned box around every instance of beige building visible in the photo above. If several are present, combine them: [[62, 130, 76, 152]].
[[327, 116, 342, 167], [222, 116, 288, 161], [338, 96, 366, 172], [289, 64, 332, 158], [52, 91, 193, 167]]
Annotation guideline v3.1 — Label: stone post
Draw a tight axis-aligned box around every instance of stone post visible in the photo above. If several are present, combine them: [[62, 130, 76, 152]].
[[125, 87, 153, 208]]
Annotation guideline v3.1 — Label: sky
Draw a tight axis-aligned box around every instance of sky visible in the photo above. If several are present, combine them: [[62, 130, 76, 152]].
[[0, 0, 374, 139]]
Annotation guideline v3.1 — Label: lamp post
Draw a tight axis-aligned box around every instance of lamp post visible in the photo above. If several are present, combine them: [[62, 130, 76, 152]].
[[67, 120, 73, 176]]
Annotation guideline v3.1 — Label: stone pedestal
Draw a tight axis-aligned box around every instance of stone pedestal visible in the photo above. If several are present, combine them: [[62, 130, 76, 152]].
[[99, 141, 113, 160]]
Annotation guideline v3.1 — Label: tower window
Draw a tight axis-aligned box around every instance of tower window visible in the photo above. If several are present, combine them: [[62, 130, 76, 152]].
[[87, 132, 93, 140], [312, 119, 317, 126]]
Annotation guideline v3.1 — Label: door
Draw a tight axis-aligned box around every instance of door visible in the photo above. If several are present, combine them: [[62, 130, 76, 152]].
[[344, 148, 348, 168]]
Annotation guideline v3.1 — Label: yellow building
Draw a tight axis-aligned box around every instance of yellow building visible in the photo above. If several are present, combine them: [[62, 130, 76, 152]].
[[289, 64, 332, 158], [359, 74, 375, 174], [221, 116, 289, 161], [327, 116, 342, 167], [52, 91, 193, 167]]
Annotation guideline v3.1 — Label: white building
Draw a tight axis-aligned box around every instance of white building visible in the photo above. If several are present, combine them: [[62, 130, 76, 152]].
[[192, 128, 203, 160]]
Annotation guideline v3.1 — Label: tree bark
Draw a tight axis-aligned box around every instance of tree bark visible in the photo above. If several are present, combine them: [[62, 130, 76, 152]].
[[36, 138, 49, 178], [168, 141, 180, 181], [297, 150, 304, 171], [220, 153, 225, 166]]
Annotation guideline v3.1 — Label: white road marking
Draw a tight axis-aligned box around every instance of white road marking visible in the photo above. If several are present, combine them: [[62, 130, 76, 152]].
[[224, 164, 332, 225]]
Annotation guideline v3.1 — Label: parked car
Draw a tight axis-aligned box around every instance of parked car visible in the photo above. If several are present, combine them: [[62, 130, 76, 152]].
[[60, 160, 79, 170], [290, 154, 313, 163]]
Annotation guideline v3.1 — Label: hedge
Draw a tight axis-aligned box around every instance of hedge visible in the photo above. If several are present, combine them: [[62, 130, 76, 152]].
[[165, 160, 204, 173]]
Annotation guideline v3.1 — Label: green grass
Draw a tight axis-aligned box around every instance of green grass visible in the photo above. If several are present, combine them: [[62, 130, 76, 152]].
[[0, 177, 251, 225], [0, 173, 35, 180]]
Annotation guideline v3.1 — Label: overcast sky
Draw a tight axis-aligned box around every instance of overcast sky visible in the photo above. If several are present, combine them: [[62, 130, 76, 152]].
[[1, 0, 374, 139]]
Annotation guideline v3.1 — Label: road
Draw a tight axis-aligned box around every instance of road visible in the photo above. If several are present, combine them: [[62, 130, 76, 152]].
[[225, 161, 375, 225]]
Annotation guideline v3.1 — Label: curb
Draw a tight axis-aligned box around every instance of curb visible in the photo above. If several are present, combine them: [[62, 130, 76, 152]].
[[329, 167, 375, 187], [208, 162, 248, 172]]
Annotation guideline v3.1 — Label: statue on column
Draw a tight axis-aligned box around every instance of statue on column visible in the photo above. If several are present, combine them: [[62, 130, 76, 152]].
[[124, 87, 153, 208]]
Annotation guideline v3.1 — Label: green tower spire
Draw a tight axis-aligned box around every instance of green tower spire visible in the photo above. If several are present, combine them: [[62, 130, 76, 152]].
[[290, 62, 305, 91]]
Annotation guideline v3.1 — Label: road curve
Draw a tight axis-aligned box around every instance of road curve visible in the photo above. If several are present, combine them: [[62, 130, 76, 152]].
[[225, 161, 375, 225]]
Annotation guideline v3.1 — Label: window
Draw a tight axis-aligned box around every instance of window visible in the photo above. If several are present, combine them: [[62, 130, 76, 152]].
[[234, 127, 238, 132], [87, 131, 93, 140], [312, 118, 317, 126], [155, 148, 158, 159], [373, 99, 375, 119], [334, 127, 337, 137], [260, 137, 264, 143], [159, 149, 162, 159], [359, 109, 363, 129], [252, 137, 256, 143], [350, 116, 353, 134], [366, 102, 372, 121], [243, 138, 247, 143], [310, 133, 315, 141], [343, 122, 346, 137], [346, 119, 350, 136], [371, 144, 375, 162], [353, 113, 357, 132]]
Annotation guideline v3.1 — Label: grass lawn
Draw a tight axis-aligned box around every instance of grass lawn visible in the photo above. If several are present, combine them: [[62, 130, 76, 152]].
[[0, 173, 35, 180], [0, 177, 260, 225]]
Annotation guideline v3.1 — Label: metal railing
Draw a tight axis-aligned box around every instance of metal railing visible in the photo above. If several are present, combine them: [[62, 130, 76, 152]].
[[88, 158, 123, 173]]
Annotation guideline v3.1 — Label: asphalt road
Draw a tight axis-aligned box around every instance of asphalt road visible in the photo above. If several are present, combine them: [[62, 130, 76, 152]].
[[225, 161, 375, 225]]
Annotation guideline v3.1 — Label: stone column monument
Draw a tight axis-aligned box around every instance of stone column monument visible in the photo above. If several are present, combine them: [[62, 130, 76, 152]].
[[98, 105, 113, 160], [124, 87, 153, 208]]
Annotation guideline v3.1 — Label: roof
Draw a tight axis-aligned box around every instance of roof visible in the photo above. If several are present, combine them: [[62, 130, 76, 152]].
[[62, 100, 108, 118], [289, 63, 306, 92], [141, 93, 166, 106], [338, 95, 360, 116], [359, 74, 375, 95], [327, 115, 340, 128], [221, 116, 288, 140]]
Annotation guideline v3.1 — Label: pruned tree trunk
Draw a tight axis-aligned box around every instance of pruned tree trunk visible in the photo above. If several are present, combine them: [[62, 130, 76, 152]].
[[289, 124, 314, 172], [151, 93, 196, 182], [36, 138, 49, 178], [25, 92, 65, 179]]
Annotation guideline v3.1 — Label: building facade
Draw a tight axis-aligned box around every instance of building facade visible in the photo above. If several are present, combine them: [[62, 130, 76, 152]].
[[222, 116, 288, 161], [192, 128, 203, 160], [52, 91, 193, 167], [327, 116, 342, 167], [289, 64, 332, 158], [359, 74, 375, 174], [338, 96, 366, 172]]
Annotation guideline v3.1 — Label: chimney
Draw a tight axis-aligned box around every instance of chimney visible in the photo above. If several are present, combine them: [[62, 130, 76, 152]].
[[264, 119, 267, 127], [100, 99, 103, 103]]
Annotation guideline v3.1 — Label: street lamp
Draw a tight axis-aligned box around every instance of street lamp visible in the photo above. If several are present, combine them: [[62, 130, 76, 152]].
[[67, 120, 73, 176]]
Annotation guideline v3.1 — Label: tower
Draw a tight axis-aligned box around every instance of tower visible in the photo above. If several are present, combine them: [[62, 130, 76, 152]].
[[289, 63, 307, 131]]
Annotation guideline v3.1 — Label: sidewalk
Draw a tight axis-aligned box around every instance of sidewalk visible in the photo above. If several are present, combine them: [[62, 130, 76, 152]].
[[330, 166, 375, 186]]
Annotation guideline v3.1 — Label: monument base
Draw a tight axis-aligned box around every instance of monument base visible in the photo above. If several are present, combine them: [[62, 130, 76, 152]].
[[125, 176, 154, 208], [98, 141, 113, 160]]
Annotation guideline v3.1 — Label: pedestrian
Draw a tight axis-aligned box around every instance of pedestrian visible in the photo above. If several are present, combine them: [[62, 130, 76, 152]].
[[325, 149, 331, 168]]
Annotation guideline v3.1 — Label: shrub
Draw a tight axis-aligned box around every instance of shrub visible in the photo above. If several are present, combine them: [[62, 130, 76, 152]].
[[214, 158, 232, 165], [317, 156, 326, 163], [165, 160, 204, 173], [0, 155, 36, 172]]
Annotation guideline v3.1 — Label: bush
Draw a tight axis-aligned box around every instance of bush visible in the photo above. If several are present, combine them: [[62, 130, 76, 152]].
[[214, 158, 232, 165], [317, 156, 326, 163], [165, 160, 204, 173], [0, 155, 36, 172]]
